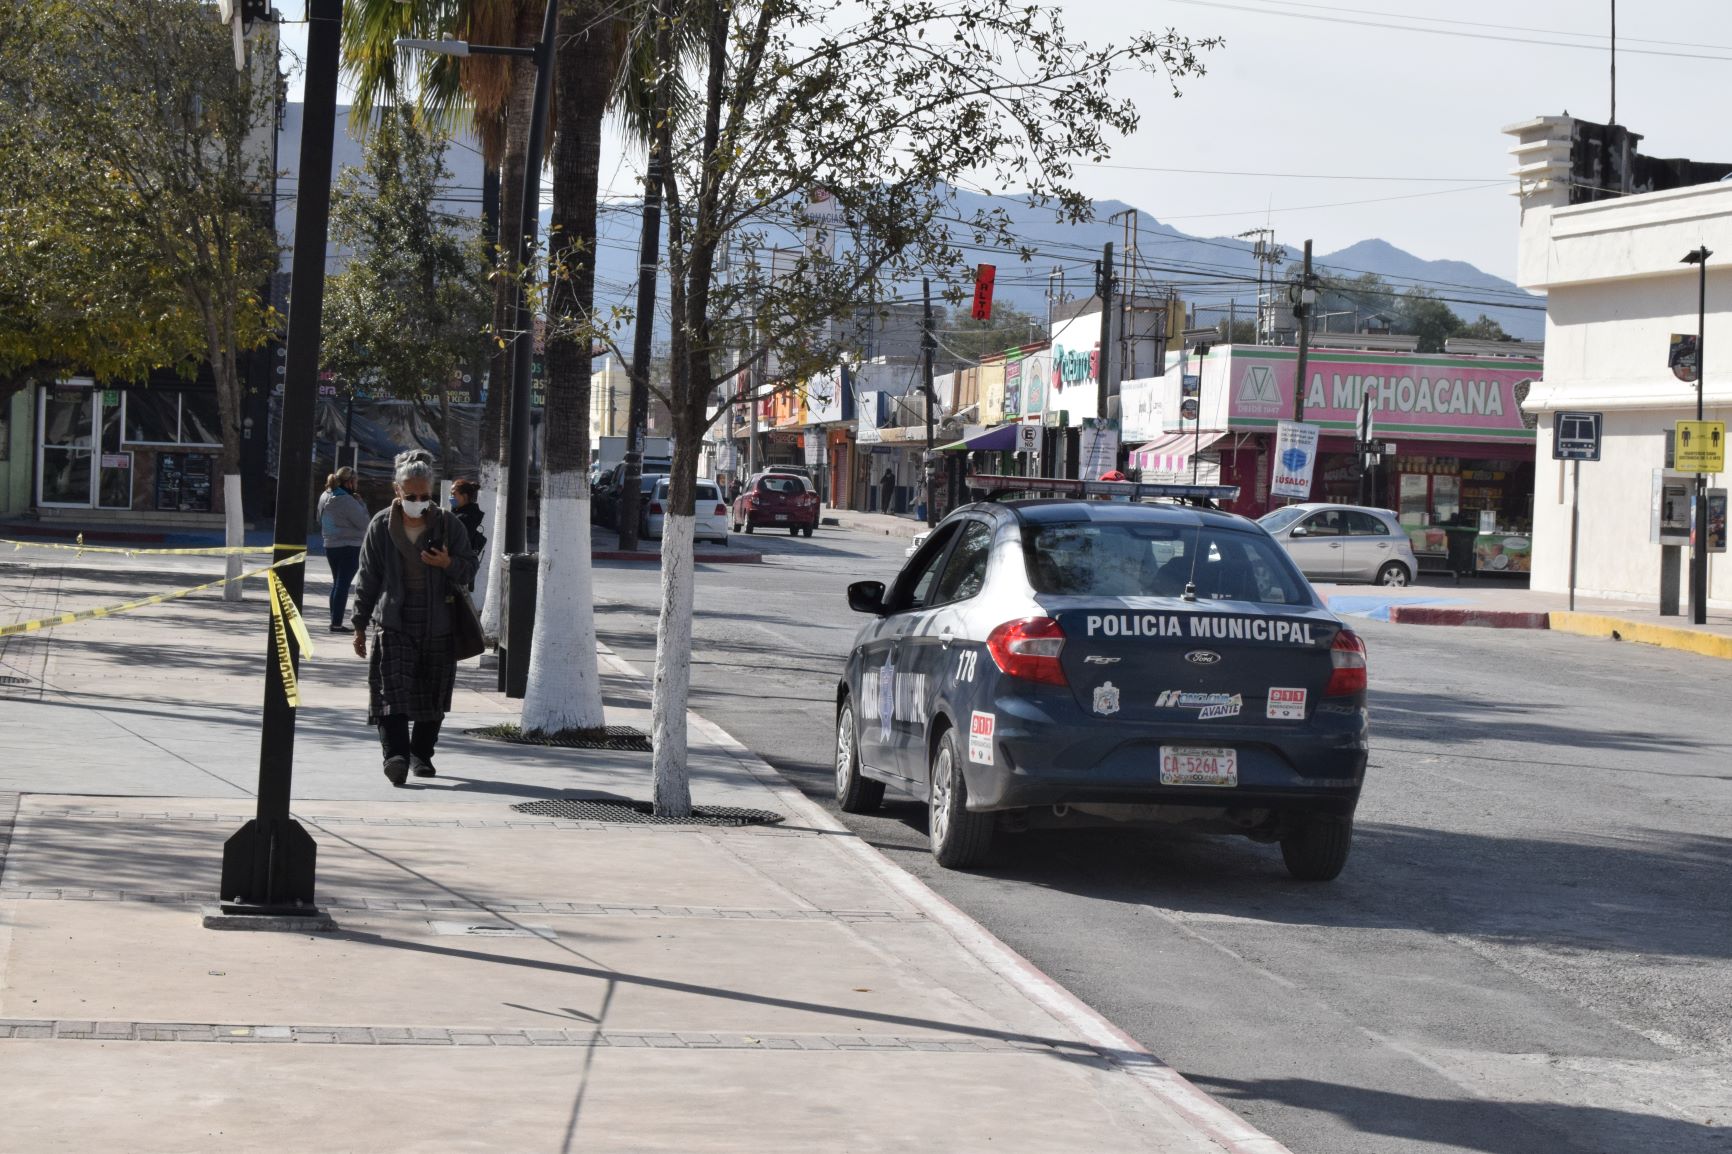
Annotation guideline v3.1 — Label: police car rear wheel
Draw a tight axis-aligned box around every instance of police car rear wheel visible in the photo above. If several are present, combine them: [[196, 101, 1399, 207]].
[[835, 701, 884, 813], [929, 729, 993, 869], [1280, 815, 1353, 881]]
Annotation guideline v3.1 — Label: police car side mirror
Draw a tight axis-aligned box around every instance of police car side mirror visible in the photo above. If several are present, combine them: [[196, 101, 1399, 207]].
[[847, 580, 887, 616]]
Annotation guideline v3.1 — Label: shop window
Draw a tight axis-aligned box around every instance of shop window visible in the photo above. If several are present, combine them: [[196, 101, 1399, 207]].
[[123, 390, 221, 447]]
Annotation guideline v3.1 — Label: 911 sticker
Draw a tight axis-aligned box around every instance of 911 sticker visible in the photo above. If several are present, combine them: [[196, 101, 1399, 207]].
[[968, 711, 995, 765], [1266, 687, 1307, 720]]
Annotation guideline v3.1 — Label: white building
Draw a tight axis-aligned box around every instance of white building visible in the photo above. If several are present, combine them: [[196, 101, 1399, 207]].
[[1507, 115, 1732, 608]]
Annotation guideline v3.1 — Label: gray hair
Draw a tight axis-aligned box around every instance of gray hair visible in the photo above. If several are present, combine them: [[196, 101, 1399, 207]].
[[394, 449, 436, 487]]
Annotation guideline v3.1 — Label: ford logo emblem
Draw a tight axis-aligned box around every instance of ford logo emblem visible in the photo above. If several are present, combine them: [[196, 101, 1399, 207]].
[[1184, 650, 1222, 665]]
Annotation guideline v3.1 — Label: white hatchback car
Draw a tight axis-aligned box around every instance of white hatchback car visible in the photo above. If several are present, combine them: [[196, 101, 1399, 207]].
[[643, 478, 731, 544], [1259, 503, 1420, 586]]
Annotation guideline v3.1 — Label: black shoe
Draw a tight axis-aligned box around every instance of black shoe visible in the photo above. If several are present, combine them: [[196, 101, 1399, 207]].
[[330, 624, 351, 634], [383, 756, 409, 786], [410, 755, 436, 778]]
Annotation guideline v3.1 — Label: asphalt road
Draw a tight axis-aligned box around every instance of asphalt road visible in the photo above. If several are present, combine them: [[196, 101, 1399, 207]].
[[588, 522, 1732, 1154]]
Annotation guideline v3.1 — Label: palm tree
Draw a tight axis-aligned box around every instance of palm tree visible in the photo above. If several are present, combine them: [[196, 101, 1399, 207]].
[[342, 0, 548, 632]]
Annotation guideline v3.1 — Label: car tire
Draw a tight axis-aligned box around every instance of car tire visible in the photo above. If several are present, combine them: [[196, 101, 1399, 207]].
[[744, 521, 754, 534], [835, 700, 884, 813], [1280, 815, 1353, 881], [929, 727, 993, 868], [802, 525, 814, 538], [788, 526, 798, 536], [1376, 562, 1411, 587]]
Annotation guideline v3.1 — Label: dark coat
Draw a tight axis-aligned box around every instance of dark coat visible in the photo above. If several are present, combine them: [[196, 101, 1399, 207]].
[[352, 505, 477, 635]]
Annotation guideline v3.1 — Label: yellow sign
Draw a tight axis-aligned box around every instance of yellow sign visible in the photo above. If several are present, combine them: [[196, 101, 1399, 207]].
[[1675, 420, 1726, 473]]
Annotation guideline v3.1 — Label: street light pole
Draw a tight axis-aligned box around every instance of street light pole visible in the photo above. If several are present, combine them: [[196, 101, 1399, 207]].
[[220, 0, 343, 912], [1684, 246, 1712, 625], [398, 20, 552, 559]]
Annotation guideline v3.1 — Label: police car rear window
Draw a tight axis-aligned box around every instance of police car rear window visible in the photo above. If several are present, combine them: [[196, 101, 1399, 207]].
[[1022, 522, 1307, 605]]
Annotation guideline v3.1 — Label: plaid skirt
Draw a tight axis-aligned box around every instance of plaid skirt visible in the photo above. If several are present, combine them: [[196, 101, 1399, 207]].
[[367, 588, 456, 724]]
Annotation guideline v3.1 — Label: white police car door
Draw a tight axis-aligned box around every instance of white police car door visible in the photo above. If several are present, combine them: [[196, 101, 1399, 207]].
[[857, 523, 961, 782], [893, 518, 995, 789]]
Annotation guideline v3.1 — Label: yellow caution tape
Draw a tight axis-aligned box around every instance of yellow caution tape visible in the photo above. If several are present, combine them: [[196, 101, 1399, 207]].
[[1, 534, 273, 557], [0, 552, 306, 639], [265, 567, 316, 707]]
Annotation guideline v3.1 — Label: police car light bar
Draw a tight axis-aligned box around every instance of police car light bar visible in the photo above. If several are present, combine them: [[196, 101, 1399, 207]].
[[967, 474, 1240, 504]]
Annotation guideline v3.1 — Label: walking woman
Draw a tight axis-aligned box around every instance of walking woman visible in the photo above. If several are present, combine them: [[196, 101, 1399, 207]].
[[351, 451, 477, 786], [317, 467, 370, 633], [449, 478, 486, 572]]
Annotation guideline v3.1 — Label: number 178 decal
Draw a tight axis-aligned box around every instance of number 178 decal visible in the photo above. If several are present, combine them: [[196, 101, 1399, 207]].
[[955, 650, 978, 683]]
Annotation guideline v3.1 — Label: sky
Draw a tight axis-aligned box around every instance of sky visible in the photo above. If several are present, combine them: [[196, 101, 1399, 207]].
[[280, 0, 1732, 282]]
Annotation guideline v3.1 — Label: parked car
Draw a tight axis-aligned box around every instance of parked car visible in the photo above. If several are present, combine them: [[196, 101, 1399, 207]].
[[591, 459, 672, 527], [732, 472, 819, 536], [642, 477, 730, 544], [1258, 504, 1418, 586]]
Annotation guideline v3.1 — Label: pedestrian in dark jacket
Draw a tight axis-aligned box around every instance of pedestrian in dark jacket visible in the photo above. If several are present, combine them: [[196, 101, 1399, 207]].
[[317, 466, 371, 632], [351, 450, 477, 786], [450, 478, 485, 571]]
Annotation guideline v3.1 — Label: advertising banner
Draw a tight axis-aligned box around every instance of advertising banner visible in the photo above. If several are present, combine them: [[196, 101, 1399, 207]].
[[1226, 349, 1540, 441], [1271, 421, 1321, 499], [1079, 418, 1120, 480]]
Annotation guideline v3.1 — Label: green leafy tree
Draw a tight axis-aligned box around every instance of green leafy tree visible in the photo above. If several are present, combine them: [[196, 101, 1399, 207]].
[[646, 0, 1219, 814], [321, 105, 491, 461], [1456, 314, 1512, 342], [0, 0, 279, 471], [1398, 287, 1463, 354]]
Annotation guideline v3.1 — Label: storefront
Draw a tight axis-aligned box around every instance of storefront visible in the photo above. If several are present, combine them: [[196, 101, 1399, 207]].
[[1177, 346, 1542, 566], [33, 377, 228, 519], [1, 386, 33, 517]]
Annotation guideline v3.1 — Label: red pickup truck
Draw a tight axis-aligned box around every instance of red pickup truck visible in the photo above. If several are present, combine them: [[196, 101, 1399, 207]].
[[732, 472, 819, 536]]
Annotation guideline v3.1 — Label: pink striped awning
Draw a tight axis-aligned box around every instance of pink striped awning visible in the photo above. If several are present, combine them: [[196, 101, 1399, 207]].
[[1129, 429, 1226, 475]]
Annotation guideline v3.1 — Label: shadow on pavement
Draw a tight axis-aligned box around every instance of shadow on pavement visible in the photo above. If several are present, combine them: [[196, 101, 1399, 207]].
[[1189, 1074, 1728, 1154]]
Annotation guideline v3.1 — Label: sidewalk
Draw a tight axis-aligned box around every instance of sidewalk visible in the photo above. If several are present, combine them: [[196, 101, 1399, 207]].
[[823, 508, 929, 539], [0, 555, 1275, 1152], [588, 525, 762, 564], [1317, 579, 1732, 659]]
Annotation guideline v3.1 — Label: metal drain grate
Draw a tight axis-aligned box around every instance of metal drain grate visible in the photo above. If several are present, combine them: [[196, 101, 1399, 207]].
[[466, 724, 651, 752], [511, 798, 783, 827]]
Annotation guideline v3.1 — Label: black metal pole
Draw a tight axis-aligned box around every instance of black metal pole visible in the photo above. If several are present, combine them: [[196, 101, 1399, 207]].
[[505, 0, 560, 556], [1569, 458, 1580, 612], [220, 0, 343, 910], [1692, 251, 1709, 625], [617, 0, 670, 552], [923, 276, 937, 527], [1096, 242, 1114, 473]]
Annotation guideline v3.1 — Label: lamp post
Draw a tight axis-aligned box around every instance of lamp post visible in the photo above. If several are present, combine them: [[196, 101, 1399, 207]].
[[399, 1, 557, 557], [1682, 246, 1712, 625]]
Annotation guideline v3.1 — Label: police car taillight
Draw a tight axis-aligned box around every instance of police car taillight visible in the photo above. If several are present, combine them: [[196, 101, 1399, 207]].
[[986, 617, 1067, 686], [1326, 629, 1368, 696]]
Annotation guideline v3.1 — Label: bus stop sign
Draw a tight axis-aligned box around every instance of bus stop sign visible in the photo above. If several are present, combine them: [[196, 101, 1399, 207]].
[[1553, 411, 1603, 462]]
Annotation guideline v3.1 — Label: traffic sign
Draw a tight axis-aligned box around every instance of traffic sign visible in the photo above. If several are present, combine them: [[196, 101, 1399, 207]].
[[1553, 411, 1603, 462], [1675, 420, 1726, 473], [1016, 423, 1040, 454]]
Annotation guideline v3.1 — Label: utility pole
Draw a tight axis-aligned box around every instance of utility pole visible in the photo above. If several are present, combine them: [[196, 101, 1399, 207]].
[[923, 276, 937, 527], [503, 0, 561, 557], [1610, 0, 1617, 125], [617, 0, 670, 551], [1292, 239, 1316, 424], [1096, 242, 1114, 430], [220, 0, 343, 913]]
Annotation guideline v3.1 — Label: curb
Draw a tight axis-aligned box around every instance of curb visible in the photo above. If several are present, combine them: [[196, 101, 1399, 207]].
[[1549, 611, 1732, 660], [593, 648, 1292, 1154], [1387, 606, 1550, 629], [828, 516, 927, 540]]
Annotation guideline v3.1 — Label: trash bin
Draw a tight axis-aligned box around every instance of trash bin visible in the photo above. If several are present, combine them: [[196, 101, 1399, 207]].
[[497, 552, 537, 699]]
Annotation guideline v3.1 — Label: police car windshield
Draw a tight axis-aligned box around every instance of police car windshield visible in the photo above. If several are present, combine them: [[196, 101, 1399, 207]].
[[1023, 521, 1308, 605]]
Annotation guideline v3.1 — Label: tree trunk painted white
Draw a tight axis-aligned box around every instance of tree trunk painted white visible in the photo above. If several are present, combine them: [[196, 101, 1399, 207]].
[[650, 511, 696, 816], [519, 470, 605, 734], [478, 463, 508, 643], [470, 459, 499, 617]]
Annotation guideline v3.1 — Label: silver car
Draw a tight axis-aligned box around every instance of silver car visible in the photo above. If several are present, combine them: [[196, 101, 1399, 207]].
[[1259, 504, 1418, 587]]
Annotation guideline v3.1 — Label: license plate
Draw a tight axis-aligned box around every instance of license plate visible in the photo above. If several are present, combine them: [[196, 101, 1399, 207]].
[[775, 513, 789, 521], [1160, 746, 1237, 787]]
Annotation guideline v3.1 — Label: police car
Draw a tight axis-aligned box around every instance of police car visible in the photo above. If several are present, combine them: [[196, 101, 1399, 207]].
[[835, 475, 1369, 881]]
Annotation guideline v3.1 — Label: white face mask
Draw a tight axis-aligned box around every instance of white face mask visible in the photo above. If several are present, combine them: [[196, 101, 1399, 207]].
[[399, 497, 432, 518]]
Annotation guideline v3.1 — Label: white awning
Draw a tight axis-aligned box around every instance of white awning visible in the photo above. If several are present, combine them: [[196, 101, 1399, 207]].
[[1129, 429, 1226, 474]]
